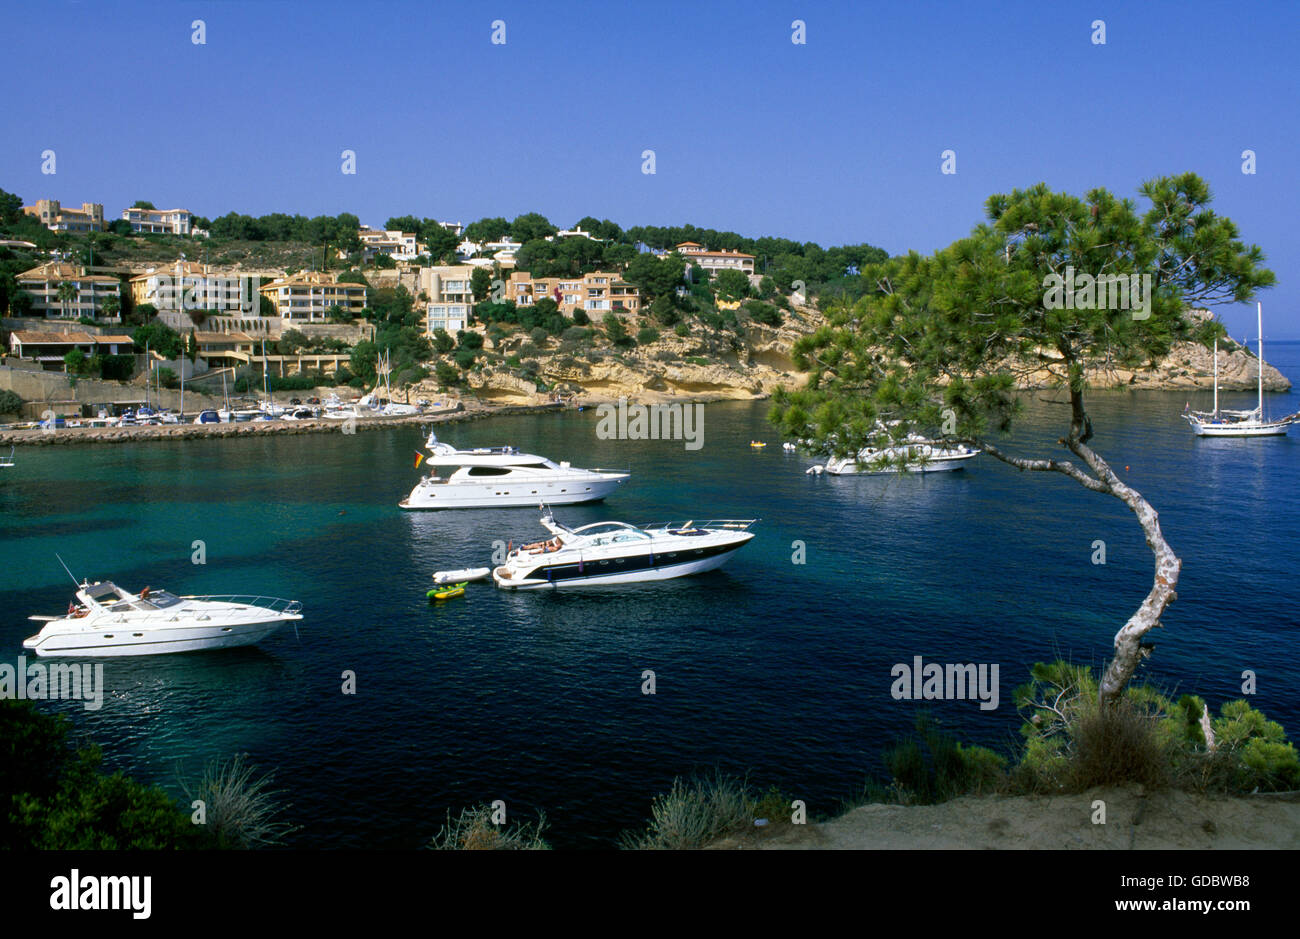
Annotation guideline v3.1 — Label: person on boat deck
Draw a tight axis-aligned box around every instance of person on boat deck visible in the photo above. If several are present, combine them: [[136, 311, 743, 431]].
[[140, 586, 151, 600]]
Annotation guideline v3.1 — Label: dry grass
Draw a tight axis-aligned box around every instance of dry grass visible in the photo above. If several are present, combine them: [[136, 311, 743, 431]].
[[427, 805, 550, 850], [1066, 698, 1171, 790], [179, 753, 299, 848], [621, 771, 758, 849]]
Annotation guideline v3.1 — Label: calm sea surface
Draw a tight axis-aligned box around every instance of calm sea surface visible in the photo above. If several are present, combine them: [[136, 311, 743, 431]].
[[3, 344, 1299, 848]]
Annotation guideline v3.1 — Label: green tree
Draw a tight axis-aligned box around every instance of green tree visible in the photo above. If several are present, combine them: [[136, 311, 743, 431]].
[[99, 295, 120, 321], [603, 313, 633, 348], [431, 328, 455, 353], [421, 224, 460, 263], [131, 321, 184, 357], [56, 281, 79, 319], [63, 348, 85, 375], [771, 174, 1274, 708], [131, 200, 157, 210], [0, 187, 24, 224], [510, 212, 557, 244], [471, 266, 493, 302], [714, 269, 752, 302], [623, 252, 687, 301]]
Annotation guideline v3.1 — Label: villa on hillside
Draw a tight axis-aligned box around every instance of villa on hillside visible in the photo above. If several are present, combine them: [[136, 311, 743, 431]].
[[7, 330, 134, 370], [22, 199, 105, 232], [15, 262, 122, 319], [359, 227, 424, 263], [674, 241, 755, 276], [258, 271, 368, 323], [120, 206, 203, 236], [504, 271, 641, 316]]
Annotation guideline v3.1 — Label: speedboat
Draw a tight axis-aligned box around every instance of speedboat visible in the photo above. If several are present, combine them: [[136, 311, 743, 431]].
[[23, 580, 303, 657], [818, 437, 979, 475], [399, 431, 629, 509], [492, 513, 756, 589]]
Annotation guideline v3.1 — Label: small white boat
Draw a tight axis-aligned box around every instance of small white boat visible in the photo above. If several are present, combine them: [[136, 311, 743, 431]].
[[0, 446, 14, 468], [818, 437, 979, 475], [24, 579, 302, 657], [432, 567, 491, 585]]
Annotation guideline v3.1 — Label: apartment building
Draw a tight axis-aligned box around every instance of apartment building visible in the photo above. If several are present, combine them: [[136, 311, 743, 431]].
[[675, 241, 755, 276], [120, 206, 199, 236], [258, 271, 368, 322], [420, 265, 476, 335], [504, 271, 641, 316], [129, 262, 257, 313], [22, 200, 105, 232], [15, 262, 122, 319]]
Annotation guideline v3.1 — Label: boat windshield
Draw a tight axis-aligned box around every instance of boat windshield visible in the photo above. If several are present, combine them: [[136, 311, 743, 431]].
[[572, 522, 651, 544]]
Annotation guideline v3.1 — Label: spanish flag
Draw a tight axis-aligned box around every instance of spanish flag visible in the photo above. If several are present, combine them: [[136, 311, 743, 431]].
[[414, 452, 425, 469]]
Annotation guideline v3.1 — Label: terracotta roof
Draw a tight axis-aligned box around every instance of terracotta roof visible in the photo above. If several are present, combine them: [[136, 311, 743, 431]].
[[17, 262, 121, 283], [10, 330, 132, 345]]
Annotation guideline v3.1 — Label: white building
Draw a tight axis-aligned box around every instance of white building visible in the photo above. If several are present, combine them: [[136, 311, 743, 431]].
[[121, 206, 199, 236]]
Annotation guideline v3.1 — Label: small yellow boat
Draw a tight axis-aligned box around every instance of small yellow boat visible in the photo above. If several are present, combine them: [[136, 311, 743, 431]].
[[749, 440, 767, 448], [427, 582, 467, 601]]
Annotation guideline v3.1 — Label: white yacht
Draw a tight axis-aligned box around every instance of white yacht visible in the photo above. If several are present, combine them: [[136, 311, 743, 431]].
[[24, 580, 302, 657], [817, 437, 979, 475], [493, 514, 757, 589], [399, 431, 629, 509], [1184, 303, 1296, 437]]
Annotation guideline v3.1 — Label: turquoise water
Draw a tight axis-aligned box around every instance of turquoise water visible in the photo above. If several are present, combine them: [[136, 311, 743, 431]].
[[2, 346, 1299, 848]]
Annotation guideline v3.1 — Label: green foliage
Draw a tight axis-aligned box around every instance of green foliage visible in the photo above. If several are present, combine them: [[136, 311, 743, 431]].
[[571, 308, 590, 326], [713, 268, 751, 301], [636, 326, 660, 346], [623, 252, 687, 301], [0, 389, 22, 413], [132, 321, 184, 357], [603, 313, 633, 348], [179, 754, 297, 849], [1, 701, 206, 849], [453, 347, 476, 370], [471, 267, 493, 301], [620, 772, 754, 849], [434, 361, 460, 387], [743, 299, 782, 326], [431, 328, 455, 353], [458, 330, 484, 350], [63, 348, 86, 374], [674, 322, 691, 338], [880, 714, 1007, 804]]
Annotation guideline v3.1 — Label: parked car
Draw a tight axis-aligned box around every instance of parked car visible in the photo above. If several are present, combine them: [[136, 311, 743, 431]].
[[289, 398, 302, 405]]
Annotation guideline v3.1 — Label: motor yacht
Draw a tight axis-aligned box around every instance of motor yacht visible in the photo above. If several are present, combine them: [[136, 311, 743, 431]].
[[23, 580, 303, 657], [816, 436, 979, 475], [399, 431, 629, 509], [492, 513, 756, 589]]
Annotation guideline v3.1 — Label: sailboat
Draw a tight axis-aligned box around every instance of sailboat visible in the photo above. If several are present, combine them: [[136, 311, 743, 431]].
[[1184, 303, 1297, 437]]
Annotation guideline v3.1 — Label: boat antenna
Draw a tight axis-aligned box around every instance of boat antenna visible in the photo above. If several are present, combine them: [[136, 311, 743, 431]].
[[55, 553, 81, 588]]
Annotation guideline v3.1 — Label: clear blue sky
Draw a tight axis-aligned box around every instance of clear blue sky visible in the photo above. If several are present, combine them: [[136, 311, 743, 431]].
[[5, 0, 1298, 337]]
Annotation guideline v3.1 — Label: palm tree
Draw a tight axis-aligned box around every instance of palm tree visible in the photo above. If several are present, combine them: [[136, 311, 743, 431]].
[[56, 280, 80, 320]]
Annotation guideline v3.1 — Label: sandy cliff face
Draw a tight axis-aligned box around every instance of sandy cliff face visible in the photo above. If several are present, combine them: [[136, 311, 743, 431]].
[[410, 308, 1289, 407]]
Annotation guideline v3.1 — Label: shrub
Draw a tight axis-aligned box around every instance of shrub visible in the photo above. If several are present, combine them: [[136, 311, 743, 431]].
[[881, 714, 1007, 804], [636, 327, 660, 346], [571, 309, 590, 325], [529, 326, 549, 346], [179, 754, 298, 849], [435, 361, 460, 387], [427, 804, 549, 850], [621, 772, 753, 849], [674, 322, 691, 338], [453, 347, 476, 370], [0, 389, 23, 414]]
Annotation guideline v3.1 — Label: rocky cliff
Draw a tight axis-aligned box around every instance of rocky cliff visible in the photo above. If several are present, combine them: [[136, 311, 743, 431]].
[[408, 308, 1289, 407]]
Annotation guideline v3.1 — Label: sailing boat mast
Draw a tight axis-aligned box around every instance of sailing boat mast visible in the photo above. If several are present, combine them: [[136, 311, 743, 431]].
[[1257, 301, 1264, 418], [1212, 336, 1218, 416]]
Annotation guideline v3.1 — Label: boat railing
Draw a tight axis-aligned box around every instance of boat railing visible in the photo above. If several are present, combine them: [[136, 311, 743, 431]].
[[641, 519, 759, 531], [176, 595, 303, 615]]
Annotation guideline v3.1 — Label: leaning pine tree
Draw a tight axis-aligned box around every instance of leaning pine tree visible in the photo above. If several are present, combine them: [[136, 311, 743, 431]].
[[771, 174, 1274, 707]]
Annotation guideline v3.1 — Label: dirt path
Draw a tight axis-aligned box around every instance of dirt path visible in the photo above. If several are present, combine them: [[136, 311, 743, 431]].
[[712, 786, 1300, 849]]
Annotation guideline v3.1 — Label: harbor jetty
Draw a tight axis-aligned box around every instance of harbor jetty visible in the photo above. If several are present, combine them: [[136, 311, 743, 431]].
[[0, 402, 565, 447]]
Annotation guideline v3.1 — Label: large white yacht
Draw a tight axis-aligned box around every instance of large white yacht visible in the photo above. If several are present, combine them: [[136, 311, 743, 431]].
[[492, 513, 756, 589], [816, 437, 979, 475], [399, 431, 630, 509], [24, 580, 303, 657]]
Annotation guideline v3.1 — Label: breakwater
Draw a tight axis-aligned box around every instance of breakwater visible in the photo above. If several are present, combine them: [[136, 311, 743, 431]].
[[0, 402, 565, 447]]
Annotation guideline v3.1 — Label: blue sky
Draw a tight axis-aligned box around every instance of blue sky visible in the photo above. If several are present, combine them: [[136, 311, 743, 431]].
[[4, 0, 1298, 337]]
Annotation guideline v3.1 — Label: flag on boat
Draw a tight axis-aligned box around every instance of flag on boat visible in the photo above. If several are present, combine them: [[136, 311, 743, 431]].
[[414, 451, 425, 468]]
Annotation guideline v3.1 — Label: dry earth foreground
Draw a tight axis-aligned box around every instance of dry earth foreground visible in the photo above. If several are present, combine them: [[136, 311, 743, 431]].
[[710, 786, 1300, 850]]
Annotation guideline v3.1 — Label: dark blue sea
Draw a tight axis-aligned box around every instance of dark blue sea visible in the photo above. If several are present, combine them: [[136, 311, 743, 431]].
[[3, 344, 1299, 849]]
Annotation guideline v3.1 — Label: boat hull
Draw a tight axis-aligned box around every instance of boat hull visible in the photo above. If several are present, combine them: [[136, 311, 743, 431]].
[[492, 540, 750, 590], [399, 476, 627, 510], [1189, 421, 1290, 437], [825, 450, 979, 474], [23, 616, 298, 657]]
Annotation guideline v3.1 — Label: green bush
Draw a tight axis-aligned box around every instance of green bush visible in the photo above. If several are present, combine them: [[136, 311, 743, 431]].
[[0, 389, 23, 414], [636, 326, 660, 346]]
